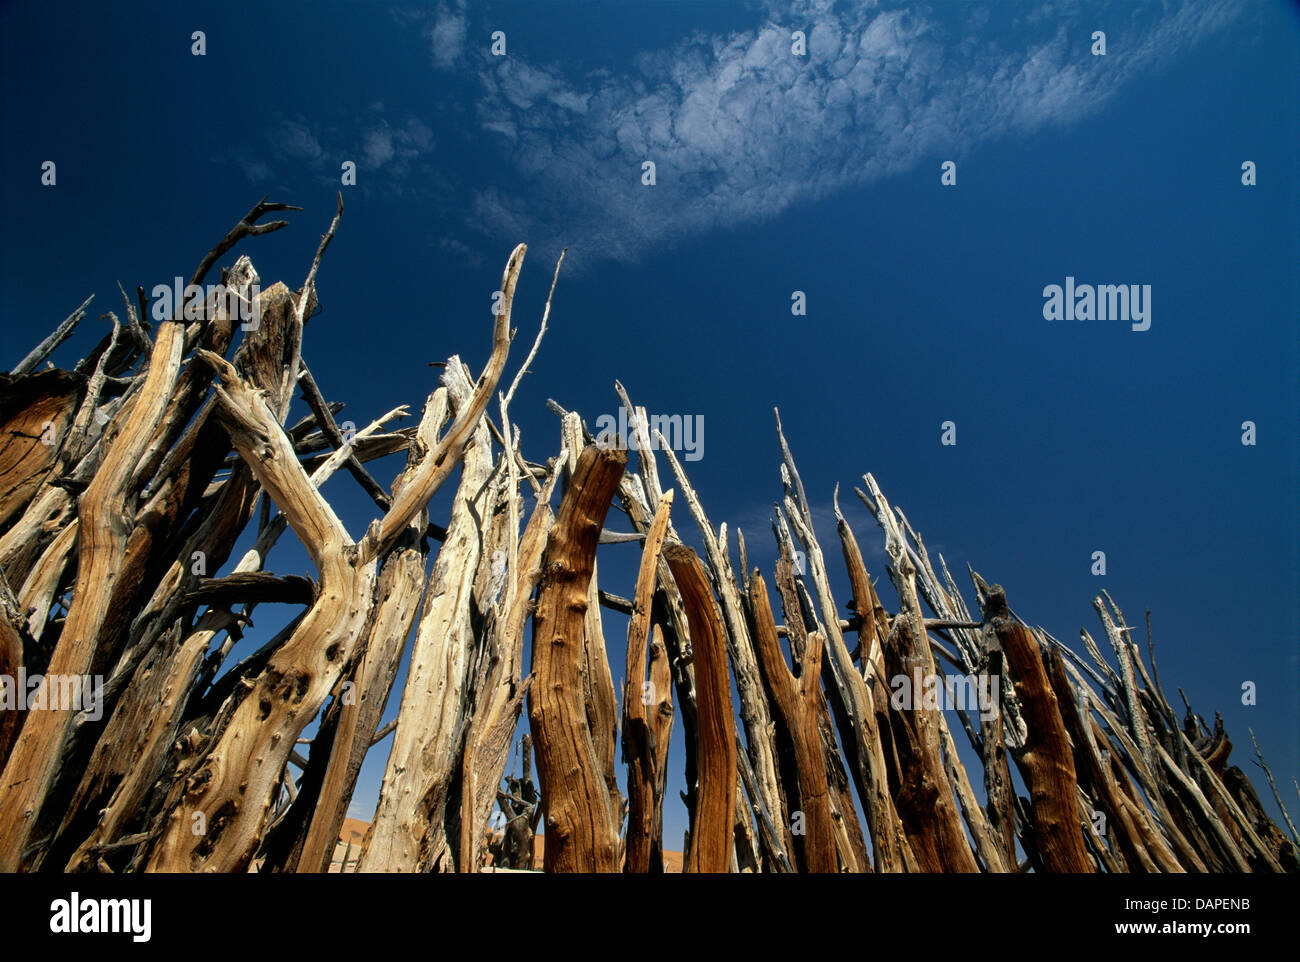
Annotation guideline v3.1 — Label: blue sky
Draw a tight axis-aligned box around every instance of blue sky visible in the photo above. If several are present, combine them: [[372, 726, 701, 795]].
[[2, 0, 1296, 860]]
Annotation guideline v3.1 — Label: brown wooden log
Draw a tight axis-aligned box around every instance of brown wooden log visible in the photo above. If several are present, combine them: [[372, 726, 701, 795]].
[[1051, 661, 1179, 873], [622, 492, 674, 872], [1154, 739, 1254, 872], [610, 420, 701, 847], [67, 402, 408, 870], [658, 442, 790, 870], [768, 545, 869, 872], [1086, 594, 1253, 871], [777, 460, 913, 872], [664, 543, 736, 874], [646, 623, 675, 870], [0, 319, 185, 872], [931, 667, 1011, 873], [879, 617, 981, 872], [771, 533, 871, 872], [978, 638, 1019, 870], [59, 469, 262, 871], [1093, 708, 1208, 871], [1224, 765, 1300, 872], [142, 352, 378, 872], [16, 517, 77, 647], [267, 401, 445, 873], [0, 370, 82, 531], [59, 269, 271, 840], [732, 757, 763, 872], [528, 444, 626, 872], [128, 257, 256, 494], [561, 415, 622, 836], [61, 277, 359, 870], [864, 496, 1011, 873], [857, 478, 978, 873], [0, 485, 75, 591], [977, 580, 1094, 872], [748, 571, 835, 872], [0, 601, 24, 770]]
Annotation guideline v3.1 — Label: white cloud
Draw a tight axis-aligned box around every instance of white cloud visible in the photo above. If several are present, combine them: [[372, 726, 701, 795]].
[[436, 235, 482, 268], [429, 1, 467, 70], [239, 158, 272, 182], [227, 110, 435, 194], [236, 2, 1240, 252], [273, 119, 323, 161], [364, 127, 396, 167], [458, 0, 1241, 268]]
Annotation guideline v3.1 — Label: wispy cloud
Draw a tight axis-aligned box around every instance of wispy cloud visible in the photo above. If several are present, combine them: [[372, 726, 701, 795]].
[[428, 0, 468, 70], [271, 118, 324, 163], [219, 106, 436, 195], [453, 0, 1240, 268], [360, 117, 435, 175], [220, 1, 1242, 269]]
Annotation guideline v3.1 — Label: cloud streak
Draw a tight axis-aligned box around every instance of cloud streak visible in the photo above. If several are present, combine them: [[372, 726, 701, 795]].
[[428, 1, 468, 71], [222, 1, 1242, 270], [455, 0, 1241, 268]]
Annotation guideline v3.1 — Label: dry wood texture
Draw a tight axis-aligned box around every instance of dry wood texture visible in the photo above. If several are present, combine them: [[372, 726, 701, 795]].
[[528, 443, 627, 872], [0, 198, 1291, 875], [665, 544, 737, 874]]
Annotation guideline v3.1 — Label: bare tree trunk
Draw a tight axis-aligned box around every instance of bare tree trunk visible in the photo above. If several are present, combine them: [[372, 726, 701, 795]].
[[0, 319, 184, 872], [748, 571, 836, 872], [528, 444, 626, 873], [359, 375, 493, 873], [976, 579, 1093, 873], [622, 493, 674, 872], [665, 544, 737, 874]]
